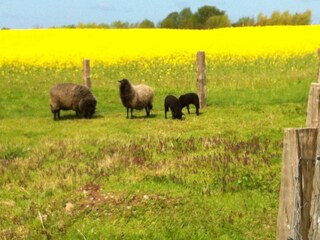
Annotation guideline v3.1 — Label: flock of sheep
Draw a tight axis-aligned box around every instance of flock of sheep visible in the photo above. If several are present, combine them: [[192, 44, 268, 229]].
[[49, 79, 200, 120]]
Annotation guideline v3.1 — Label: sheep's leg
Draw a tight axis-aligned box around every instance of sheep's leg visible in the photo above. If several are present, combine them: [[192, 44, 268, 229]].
[[53, 110, 60, 120], [130, 108, 133, 118], [145, 107, 150, 117], [165, 106, 168, 119], [187, 105, 190, 114], [125, 108, 133, 118], [53, 112, 57, 121], [146, 103, 152, 117], [126, 108, 129, 118], [170, 107, 175, 119], [195, 104, 200, 115]]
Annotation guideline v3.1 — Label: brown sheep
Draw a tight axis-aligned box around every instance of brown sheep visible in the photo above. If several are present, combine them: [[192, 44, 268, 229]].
[[118, 79, 154, 118], [49, 83, 97, 120]]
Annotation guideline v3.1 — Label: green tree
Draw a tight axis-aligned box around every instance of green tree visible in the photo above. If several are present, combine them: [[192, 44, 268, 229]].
[[111, 21, 129, 29], [179, 8, 195, 29], [159, 12, 179, 28], [256, 10, 312, 26], [138, 19, 155, 28], [256, 13, 268, 26], [280, 11, 292, 25], [234, 17, 255, 27], [77, 22, 87, 28], [206, 15, 231, 29], [268, 10, 282, 25], [292, 10, 312, 25], [194, 5, 225, 29]]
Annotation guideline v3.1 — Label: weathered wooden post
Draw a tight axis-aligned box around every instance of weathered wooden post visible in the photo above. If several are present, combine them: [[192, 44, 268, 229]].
[[318, 48, 320, 83], [83, 59, 91, 89], [276, 128, 317, 240], [196, 51, 206, 108], [308, 135, 320, 239], [306, 83, 320, 128]]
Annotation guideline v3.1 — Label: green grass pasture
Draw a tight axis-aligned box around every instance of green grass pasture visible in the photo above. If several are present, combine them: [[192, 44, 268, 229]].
[[0, 54, 317, 239]]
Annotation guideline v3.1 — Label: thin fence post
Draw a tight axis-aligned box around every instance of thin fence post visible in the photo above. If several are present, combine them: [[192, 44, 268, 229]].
[[276, 128, 317, 240], [83, 59, 91, 89], [196, 51, 206, 108], [318, 48, 320, 83], [306, 83, 320, 128]]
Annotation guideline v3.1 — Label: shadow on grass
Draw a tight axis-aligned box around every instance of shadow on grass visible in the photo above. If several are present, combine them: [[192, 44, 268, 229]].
[[128, 114, 157, 119], [53, 113, 104, 121], [183, 112, 204, 116]]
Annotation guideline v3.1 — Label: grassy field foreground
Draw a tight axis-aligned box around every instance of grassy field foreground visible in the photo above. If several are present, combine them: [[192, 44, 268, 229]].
[[0, 52, 317, 239]]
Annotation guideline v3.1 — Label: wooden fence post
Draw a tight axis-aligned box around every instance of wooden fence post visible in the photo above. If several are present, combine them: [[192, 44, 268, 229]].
[[318, 48, 320, 83], [308, 135, 320, 239], [196, 51, 206, 108], [306, 83, 320, 128], [276, 128, 317, 240], [83, 59, 91, 89]]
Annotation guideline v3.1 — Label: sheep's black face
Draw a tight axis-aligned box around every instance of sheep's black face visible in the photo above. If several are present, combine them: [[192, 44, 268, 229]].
[[84, 107, 95, 119], [83, 99, 97, 119], [119, 79, 129, 84], [118, 79, 133, 107], [174, 112, 184, 120], [118, 79, 130, 89]]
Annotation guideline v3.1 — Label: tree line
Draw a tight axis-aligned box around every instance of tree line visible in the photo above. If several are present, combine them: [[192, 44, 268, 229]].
[[56, 5, 312, 29]]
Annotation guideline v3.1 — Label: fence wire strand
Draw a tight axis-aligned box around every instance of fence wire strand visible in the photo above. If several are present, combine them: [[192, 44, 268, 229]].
[[289, 156, 317, 240], [289, 163, 303, 240], [309, 157, 320, 240]]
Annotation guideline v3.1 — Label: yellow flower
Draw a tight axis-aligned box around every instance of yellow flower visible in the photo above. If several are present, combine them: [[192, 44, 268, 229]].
[[0, 26, 319, 67]]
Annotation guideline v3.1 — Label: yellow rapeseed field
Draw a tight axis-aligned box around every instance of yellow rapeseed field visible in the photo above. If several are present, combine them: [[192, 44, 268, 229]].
[[0, 26, 320, 67]]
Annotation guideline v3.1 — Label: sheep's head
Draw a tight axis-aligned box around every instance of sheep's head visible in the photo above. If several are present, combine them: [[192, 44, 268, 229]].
[[118, 79, 134, 99], [80, 98, 97, 119], [118, 79, 130, 89], [119, 79, 129, 84], [174, 111, 185, 120]]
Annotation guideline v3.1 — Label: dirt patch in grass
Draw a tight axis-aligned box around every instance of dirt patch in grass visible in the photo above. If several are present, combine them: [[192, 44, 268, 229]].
[[66, 183, 182, 218]]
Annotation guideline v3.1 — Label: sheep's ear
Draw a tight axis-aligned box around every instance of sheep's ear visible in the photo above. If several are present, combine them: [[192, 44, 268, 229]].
[[118, 79, 127, 84]]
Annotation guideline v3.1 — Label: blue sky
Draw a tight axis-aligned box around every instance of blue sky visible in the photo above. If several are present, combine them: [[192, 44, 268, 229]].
[[0, 0, 319, 28]]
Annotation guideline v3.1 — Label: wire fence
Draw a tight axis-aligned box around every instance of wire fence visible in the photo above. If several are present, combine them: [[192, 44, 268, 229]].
[[309, 157, 320, 240]]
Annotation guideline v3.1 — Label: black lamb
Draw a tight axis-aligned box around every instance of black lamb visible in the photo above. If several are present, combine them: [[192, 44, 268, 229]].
[[49, 83, 97, 120], [164, 95, 184, 120], [179, 92, 200, 115], [118, 79, 154, 118]]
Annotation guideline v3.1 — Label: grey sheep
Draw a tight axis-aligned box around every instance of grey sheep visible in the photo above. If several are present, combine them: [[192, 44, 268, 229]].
[[179, 92, 200, 115], [49, 83, 97, 120], [164, 95, 184, 120], [118, 79, 154, 118]]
